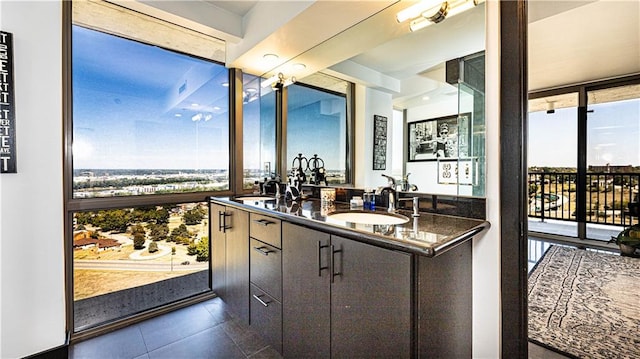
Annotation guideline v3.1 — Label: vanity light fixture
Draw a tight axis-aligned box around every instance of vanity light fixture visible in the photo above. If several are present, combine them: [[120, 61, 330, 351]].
[[261, 73, 284, 88], [396, 0, 442, 23], [261, 72, 296, 90], [400, 0, 482, 32], [281, 76, 297, 88]]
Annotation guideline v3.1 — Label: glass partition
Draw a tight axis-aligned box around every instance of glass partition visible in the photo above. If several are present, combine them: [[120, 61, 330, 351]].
[[243, 74, 276, 189]]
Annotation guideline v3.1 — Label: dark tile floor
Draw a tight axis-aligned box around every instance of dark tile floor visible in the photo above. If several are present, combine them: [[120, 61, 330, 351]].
[[69, 297, 282, 359], [71, 237, 573, 359], [70, 295, 568, 359]]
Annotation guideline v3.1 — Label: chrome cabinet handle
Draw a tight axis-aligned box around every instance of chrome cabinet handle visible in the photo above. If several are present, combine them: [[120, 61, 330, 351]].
[[252, 219, 275, 226], [331, 244, 342, 283], [252, 294, 269, 307], [318, 241, 329, 277], [253, 246, 274, 256]]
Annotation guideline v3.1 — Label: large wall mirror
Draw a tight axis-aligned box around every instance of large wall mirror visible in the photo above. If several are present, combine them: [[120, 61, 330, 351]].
[[253, 1, 487, 198]]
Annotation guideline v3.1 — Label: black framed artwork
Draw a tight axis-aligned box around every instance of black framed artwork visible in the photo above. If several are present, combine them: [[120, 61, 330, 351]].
[[407, 113, 471, 162], [373, 115, 387, 170]]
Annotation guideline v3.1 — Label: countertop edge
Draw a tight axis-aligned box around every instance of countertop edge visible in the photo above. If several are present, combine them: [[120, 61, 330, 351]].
[[210, 197, 490, 257]]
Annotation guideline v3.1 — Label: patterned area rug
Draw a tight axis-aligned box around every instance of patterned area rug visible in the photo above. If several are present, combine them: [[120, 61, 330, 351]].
[[528, 246, 640, 359]]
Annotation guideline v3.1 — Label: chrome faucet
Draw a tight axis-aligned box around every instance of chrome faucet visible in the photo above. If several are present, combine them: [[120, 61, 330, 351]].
[[398, 196, 420, 217], [381, 174, 396, 189], [376, 186, 396, 213]]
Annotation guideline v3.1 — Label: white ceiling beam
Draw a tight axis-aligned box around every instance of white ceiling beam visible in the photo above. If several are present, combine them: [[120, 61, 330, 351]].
[[326, 60, 401, 94], [108, 0, 244, 42]]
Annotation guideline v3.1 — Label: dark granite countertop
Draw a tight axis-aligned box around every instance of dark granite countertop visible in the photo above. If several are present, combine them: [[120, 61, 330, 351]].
[[211, 195, 490, 257]]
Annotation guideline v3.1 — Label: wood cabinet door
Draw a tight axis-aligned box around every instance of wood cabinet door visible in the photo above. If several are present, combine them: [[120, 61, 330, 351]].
[[282, 223, 331, 358], [330, 235, 412, 359], [225, 207, 250, 325]]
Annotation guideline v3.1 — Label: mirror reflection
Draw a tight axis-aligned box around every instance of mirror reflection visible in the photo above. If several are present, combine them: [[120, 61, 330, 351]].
[[244, 1, 486, 198]]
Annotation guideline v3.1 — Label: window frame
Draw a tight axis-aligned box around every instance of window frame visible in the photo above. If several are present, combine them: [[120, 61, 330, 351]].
[[63, 2, 236, 339]]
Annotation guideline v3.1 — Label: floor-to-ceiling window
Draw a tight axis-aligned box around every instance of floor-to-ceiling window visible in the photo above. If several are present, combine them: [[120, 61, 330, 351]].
[[68, 1, 230, 334], [528, 92, 579, 238], [528, 79, 640, 243], [586, 83, 640, 239]]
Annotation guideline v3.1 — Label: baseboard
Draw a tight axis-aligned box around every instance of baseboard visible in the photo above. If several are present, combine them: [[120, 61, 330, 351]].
[[23, 344, 68, 359]]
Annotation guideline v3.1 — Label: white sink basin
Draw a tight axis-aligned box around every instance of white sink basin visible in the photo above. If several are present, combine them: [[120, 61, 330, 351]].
[[326, 211, 410, 225]]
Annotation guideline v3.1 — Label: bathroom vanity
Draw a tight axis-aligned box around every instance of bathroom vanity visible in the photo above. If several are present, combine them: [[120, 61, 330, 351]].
[[210, 195, 489, 358]]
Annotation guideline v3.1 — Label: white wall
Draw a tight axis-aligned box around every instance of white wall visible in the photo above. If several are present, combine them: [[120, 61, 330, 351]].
[[472, 1, 501, 357], [354, 84, 394, 190], [0, 1, 66, 357]]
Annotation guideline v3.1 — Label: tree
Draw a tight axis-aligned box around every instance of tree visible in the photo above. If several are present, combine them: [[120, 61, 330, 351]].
[[75, 212, 93, 226], [153, 208, 170, 224], [94, 209, 130, 232], [170, 224, 191, 244], [131, 224, 146, 235], [148, 241, 158, 253], [183, 207, 206, 225], [133, 232, 146, 250], [187, 241, 198, 255], [195, 236, 209, 262], [149, 223, 169, 241]]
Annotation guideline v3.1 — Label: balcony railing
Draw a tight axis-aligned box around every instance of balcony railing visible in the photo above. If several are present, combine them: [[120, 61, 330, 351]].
[[528, 172, 639, 228]]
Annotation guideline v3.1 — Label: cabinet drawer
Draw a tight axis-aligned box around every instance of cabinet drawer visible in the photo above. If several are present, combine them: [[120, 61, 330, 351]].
[[250, 238, 282, 301], [250, 284, 283, 354], [250, 213, 281, 248]]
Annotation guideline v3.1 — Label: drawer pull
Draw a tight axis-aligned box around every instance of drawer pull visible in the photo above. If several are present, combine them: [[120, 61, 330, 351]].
[[331, 245, 342, 283], [253, 246, 274, 256], [218, 211, 231, 233], [252, 294, 270, 307], [252, 219, 275, 226], [318, 241, 329, 277]]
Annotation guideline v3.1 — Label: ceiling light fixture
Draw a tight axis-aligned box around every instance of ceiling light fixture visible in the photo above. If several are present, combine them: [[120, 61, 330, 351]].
[[263, 53, 279, 63], [292, 63, 306, 71], [546, 101, 556, 114], [399, 0, 482, 32]]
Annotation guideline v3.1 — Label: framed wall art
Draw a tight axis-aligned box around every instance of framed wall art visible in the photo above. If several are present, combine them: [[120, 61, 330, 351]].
[[373, 114, 387, 170], [407, 113, 471, 162]]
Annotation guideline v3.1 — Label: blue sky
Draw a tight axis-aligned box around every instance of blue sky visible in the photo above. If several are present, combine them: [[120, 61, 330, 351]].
[[528, 98, 639, 168], [72, 25, 345, 171], [72, 25, 229, 170]]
